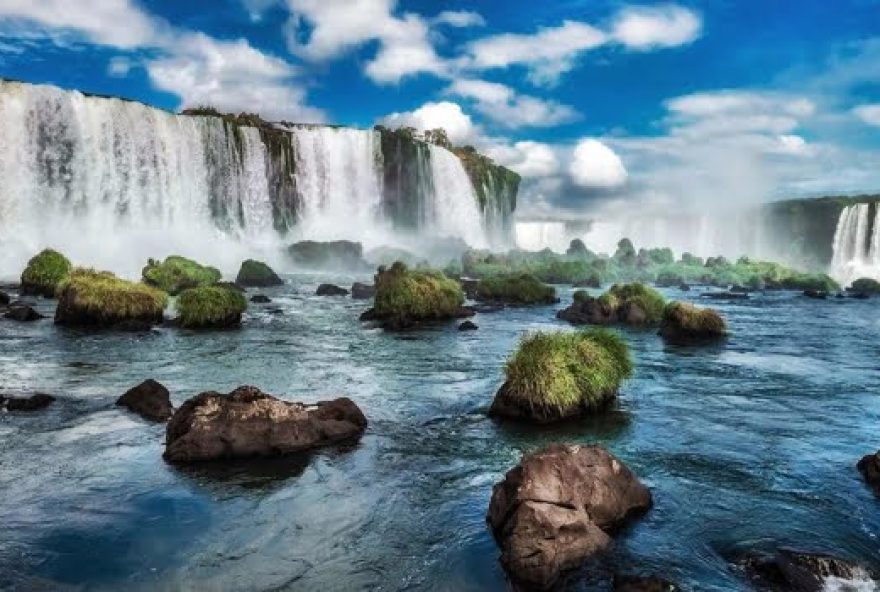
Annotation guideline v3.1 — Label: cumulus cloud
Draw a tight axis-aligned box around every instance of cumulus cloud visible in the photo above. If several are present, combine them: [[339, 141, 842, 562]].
[[611, 5, 702, 50], [379, 101, 477, 145], [569, 139, 628, 189], [107, 56, 133, 78], [853, 103, 880, 127], [432, 10, 485, 28], [446, 79, 579, 128], [487, 141, 560, 178]]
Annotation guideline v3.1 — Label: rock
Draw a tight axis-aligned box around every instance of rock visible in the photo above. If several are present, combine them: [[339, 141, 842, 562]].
[[20, 249, 72, 297], [730, 285, 750, 294], [3, 305, 43, 322], [55, 269, 167, 330], [702, 291, 749, 300], [288, 240, 367, 271], [164, 386, 367, 463], [116, 379, 173, 422], [176, 285, 247, 329], [0, 290, 9, 306], [679, 283, 691, 292], [460, 278, 480, 299], [803, 289, 827, 299], [573, 275, 602, 289], [850, 291, 871, 300], [142, 255, 222, 295], [475, 273, 557, 306], [366, 262, 466, 330], [659, 301, 727, 345], [558, 284, 665, 327], [316, 283, 349, 296], [857, 451, 880, 493], [235, 259, 283, 287], [350, 282, 376, 299], [1, 393, 55, 411], [740, 549, 875, 591], [250, 294, 272, 303], [458, 320, 478, 331], [847, 277, 880, 297], [557, 295, 615, 325], [613, 574, 679, 591], [487, 444, 652, 590]]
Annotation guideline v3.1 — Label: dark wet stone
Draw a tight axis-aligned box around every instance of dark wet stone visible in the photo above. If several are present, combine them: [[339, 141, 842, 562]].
[[803, 290, 827, 299], [116, 379, 173, 422], [250, 294, 272, 303], [740, 548, 874, 591], [316, 283, 349, 296], [350, 282, 376, 299], [1, 393, 55, 411], [613, 574, 680, 591], [858, 450, 880, 494], [458, 320, 478, 331], [3, 305, 42, 322]]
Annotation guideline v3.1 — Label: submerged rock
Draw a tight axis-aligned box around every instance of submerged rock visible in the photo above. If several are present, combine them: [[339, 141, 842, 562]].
[[316, 283, 349, 296], [1, 393, 55, 411], [740, 549, 875, 591], [164, 386, 367, 463], [613, 574, 679, 591], [458, 320, 478, 331], [857, 451, 880, 493], [659, 301, 727, 345], [487, 444, 652, 590], [235, 259, 283, 287], [250, 294, 272, 303], [117, 379, 173, 422], [350, 282, 376, 299], [3, 305, 43, 322]]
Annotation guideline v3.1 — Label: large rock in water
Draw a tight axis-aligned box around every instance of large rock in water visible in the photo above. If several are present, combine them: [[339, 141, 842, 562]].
[[116, 379, 173, 422], [658, 301, 727, 345], [350, 282, 376, 299], [1, 393, 55, 411], [288, 240, 367, 271], [740, 549, 876, 591], [164, 386, 367, 463], [316, 283, 349, 296], [235, 259, 283, 287], [857, 450, 880, 493], [3, 305, 43, 322], [487, 444, 652, 589]]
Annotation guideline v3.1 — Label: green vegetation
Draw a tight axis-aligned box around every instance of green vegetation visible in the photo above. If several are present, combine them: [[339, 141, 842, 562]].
[[20, 249, 72, 297], [660, 301, 727, 344], [55, 268, 167, 327], [235, 259, 283, 287], [176, 285, 247, 329], [599, 283, 666, 324], [142, 256, 222, 295], [372, 262, 465, 327], [493, 328, 633, 422], [475, 273, 556, 305]]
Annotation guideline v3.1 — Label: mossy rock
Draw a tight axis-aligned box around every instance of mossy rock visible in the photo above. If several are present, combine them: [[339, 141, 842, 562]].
[[142, 256, 222, 295], [490, 328, 633, 423], [475, 273, 557, 305], [848, 277, 880, 295], [20, 249, 72, 297], [659, 301, 727, 345], [599, 283, 666, 325], [235, 259, 283, 287], [55, 269, 168, 330], [288, 240, 366, 270], [176, 285, 247, 329], [368, 262, 466, 330]]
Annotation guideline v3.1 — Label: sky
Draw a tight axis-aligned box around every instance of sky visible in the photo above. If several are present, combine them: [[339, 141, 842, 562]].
[[0, 0, 878, 220]]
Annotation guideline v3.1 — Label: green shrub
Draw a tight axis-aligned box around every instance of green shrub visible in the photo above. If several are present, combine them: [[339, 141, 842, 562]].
[[496, 328, 633, 421], [476, 273, 557, 305], [176, 285, 247, 328], [55, 268, 167, 326], [235, 259, 283, 287], [21, 249, 72, 297], [779, 273, 839, 292], [598, 283, 665, 324], [142, 256, 221, 295], [373, 262, 464, 324]]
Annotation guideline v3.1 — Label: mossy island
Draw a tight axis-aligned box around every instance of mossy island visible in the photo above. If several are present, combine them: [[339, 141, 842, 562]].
[[288, 240, 367, 270], [659, 301, 728, 345], [175, 285, 248, 329], [558, 282, 666, 327], [20, 249, 72, 297], [474, 273, 557, 305], [848, 277, 880, 297], [362, 262, 468, 330], [54, 268, 168, 330], [490, 328, 633, 423], [142, 256, 222, 295], [235, 259, 283, 287]]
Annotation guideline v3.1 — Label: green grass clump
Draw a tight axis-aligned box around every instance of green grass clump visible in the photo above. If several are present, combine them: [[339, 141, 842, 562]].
[[498, 328, 633, 421], [21, 249, 72, 297], [176, 285, 247, 328], [235, 259, 283, 286], [373, 262, 464, 323], [142, 256, 222, 295], [599, 283, 666, 323], [475, 273, 556, 305], [661, 301, 726, 339], [55, 268, 167, 325]]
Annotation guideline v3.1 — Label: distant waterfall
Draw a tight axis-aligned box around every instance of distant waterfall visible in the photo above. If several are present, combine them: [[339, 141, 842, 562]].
[[830, 203, 880, 284], [0, 80, 517, 278]]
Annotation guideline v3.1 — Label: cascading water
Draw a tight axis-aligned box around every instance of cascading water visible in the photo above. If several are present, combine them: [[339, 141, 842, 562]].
[[426, 145, 487, 249], [830, 203, 880, 284]]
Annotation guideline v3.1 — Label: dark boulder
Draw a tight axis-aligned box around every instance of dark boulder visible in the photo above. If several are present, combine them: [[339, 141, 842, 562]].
[[0, 290, 9, 306], [288, 240, 367, 270], [350, 282, 376, 299], [659, 302, 727, 345], [557, 296, 615, 325], [235, 259, 284, 287], [1, 393, 55, 411], [613, 574, 679, 591], [702, 291, 749, 300], [487, 444, 652, 590], [250, 294, 272, 304], [679, 283, 691, 292], [857, 451, 880, 493], [3, 305, 43, 322], [803, 290, 827, 299], [458, 320, 478, 331], [164, 386, 367, 463], [740, 549, 874, 591], [116, 379, 173, 422], [316, 283, 349, 296], [460, 278, 480, 299]]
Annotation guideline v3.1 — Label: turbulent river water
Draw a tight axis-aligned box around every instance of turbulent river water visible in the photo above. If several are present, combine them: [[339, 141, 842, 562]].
[[1, 278, 879, 591]]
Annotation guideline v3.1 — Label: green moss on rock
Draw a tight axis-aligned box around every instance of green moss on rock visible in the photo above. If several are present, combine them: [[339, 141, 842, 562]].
[[176, 285, 247, 329], [368, 262, 466, 329], [599, 283, 666, 324], [849, 277, 880, 295], [475, 273, 557, 305], [55, 269, 168, 329], [21, 249, 72, 297], [235, 259, 283, 287], [659, 301, 727, 344], [142, 256, 222, 295], [490, 328, 633, 423]]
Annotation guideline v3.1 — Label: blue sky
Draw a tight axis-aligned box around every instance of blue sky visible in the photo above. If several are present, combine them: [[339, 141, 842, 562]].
[[1, 0, 879, 219]]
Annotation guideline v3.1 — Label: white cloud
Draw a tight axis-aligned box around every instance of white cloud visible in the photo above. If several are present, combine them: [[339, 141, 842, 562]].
[[107, 55, 133, 77], [569, 139, 628, 189], [379, 101, 477, 145], [612, 5, 701, 50], [853, 103, 880, 127], [775, 134, 811, 156], [487, 141, 560, 178], [432, 10, 484, 28], [447, 79, 579, 128]]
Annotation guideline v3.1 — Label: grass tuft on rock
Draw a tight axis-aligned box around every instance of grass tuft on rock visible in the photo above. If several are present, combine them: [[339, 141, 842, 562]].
[[176, 285, 248, 329], [21, 249, 72, 297], [598, 283, 665, 324], [660, 301, 727, 344], [142, 256, 222, 295], [235, 259, 283, 287], [372, 262, 465, 327], [476, 273, 557, 305], [55, 268, 168, 327], [492, 328, 633, 422]]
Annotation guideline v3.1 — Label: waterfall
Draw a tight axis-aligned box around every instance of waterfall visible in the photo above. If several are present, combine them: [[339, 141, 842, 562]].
[[830, 203, 880, 284], [0, 80, 515, 279]]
